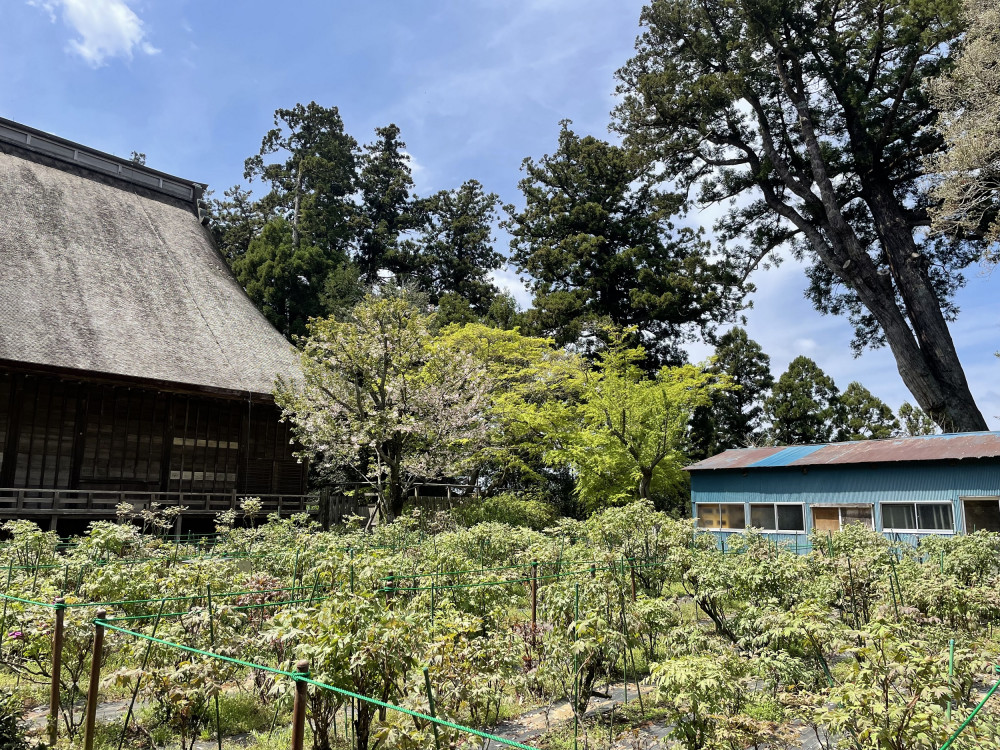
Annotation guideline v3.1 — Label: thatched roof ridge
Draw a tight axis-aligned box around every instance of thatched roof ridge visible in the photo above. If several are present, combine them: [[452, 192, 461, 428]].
[[0, 129, 300, 397]]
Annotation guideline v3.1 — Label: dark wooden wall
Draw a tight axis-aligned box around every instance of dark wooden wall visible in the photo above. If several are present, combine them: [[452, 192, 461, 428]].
[[0, 369, 306, 495]]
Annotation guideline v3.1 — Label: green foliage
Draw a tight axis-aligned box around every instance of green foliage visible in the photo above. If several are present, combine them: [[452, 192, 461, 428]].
[[4, 504, 1000, 750], [764, 356, 842, 445], [244, 101, 358, 257], [450, 493, 559, 531], [231, 218, 333, 338], [614, 0, 987, 431], [0, 688, 34, 750], [505, 121, 744, 369], [689, 327, 774, 457], [545, 332, 725, 513], [898, 402, 939, 436], [836, 381, 901, 441], [354, 124, 416, 283], [411, 179, 503, 313]]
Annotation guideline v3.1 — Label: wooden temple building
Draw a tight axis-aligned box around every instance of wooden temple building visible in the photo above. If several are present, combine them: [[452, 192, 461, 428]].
[[0, 118, 311, 532]]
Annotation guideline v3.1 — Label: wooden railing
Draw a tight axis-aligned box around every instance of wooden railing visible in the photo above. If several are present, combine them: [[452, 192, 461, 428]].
[[0, 488, 317, 517]]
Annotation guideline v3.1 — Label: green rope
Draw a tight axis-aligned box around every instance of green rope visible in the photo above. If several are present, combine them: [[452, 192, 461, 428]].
[[96, 620, 537, 750]]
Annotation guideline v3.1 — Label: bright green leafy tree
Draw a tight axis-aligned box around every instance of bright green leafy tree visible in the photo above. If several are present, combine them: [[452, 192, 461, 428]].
[[546, 332, 726, 512]]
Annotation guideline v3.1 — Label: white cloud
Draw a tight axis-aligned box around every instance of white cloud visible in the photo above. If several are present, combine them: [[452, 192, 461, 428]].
[[489, 266, 532, 309], [30, 0, 159, 67]]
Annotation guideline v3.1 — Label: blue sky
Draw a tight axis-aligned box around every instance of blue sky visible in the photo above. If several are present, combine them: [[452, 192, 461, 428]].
[[2, 0, 998, 427]]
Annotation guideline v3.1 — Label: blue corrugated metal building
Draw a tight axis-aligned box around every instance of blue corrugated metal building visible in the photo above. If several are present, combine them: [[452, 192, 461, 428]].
[[685, 432, 1000, 545]]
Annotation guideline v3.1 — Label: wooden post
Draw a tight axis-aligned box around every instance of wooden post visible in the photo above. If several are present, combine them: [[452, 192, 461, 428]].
[[319, 487, 331, 531], [82, 609, 107, 750], [590, 563, 596, 579], [629, 559, 637, 602], [290, 659, 310, 750], [530, 559, 538, 649], [48, 598, 66, 746]]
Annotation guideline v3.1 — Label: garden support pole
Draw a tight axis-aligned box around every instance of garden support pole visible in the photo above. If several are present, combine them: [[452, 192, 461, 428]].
[[291, 659, 310, 750], [629, 558, 636, 602], [83, 609, 107, 750], [531, 559, 538, 648], [48, 597, 65, 747], [947, 638, 955, 721], [423, 667, 442, 750]]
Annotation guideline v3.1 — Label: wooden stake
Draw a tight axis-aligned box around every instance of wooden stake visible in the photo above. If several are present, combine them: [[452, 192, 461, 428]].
[[290, 659, 310, 750], [48, 598, 66, 747], [530, 559, 538, 648], [82, 609, 107, 750]]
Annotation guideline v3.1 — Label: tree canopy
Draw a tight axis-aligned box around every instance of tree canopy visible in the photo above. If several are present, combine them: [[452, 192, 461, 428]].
[[926, 0, 1000, 260], [764, 356, 842, 445], [614, 0, 988, 431], [505, 122, 745, 368], [275, 291, 493, 521]]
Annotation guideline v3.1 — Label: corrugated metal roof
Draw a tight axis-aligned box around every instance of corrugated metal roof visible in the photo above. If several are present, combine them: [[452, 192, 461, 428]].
[[685, 432, 1000, 471], [748, 444, 827, 467]]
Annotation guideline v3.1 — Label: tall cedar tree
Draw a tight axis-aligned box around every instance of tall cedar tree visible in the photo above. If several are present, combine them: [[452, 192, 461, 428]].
[[244, 102, 358, 255], [505, 122, 744, 368], [689, 327, 773, 457], [231, 219, 331, 338], [837, 382, 900, 440], [614, 0, 988, 431], [411, 179, 503, 313], [210, 185, 263, 262], [354, 124, 416, 283], [764, 356, 842, 445]]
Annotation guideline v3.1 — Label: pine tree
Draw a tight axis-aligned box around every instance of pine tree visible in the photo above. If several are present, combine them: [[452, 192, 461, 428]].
[[836, 382, 899, 441], [764, 357, 841, 445]]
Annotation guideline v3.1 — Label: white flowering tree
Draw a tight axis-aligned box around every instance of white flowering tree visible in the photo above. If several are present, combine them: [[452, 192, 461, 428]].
[[275, 291, 492, 521]]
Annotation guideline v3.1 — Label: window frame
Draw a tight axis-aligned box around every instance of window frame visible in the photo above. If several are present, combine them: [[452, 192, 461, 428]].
[[879, 501, 955, 534], [811, 504, 874, 531], [959, 496, 1000, 534], [748, 502, 807, 534], [695, 502, 746, 531]]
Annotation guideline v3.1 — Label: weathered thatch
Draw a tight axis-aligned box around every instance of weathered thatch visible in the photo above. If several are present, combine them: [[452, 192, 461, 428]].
[[0, 128, 298, 396]]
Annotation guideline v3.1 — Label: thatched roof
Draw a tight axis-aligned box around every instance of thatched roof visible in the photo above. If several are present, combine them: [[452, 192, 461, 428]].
[[0, 120, 299, 397]]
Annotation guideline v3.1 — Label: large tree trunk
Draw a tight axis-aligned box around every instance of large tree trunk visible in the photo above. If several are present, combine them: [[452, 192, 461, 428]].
[[860, 181, 988, 432], [764, 55, 988, 434]]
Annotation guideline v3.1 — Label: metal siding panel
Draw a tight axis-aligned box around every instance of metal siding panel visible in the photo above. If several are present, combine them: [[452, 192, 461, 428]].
[[691, 463, 1000, 537]]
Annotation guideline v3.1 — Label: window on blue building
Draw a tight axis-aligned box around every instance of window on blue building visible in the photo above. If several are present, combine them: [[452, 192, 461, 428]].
[[750, 503, 805, 532], [881, 502, 953, 532], [696, 503, 745, 530]]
